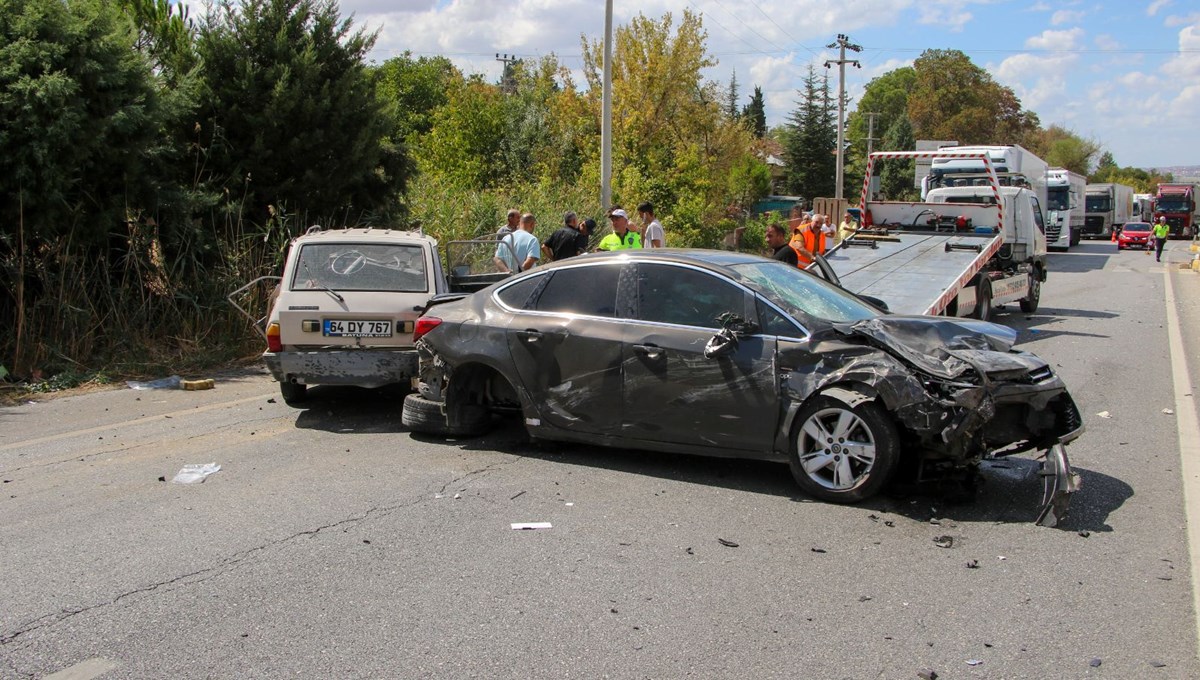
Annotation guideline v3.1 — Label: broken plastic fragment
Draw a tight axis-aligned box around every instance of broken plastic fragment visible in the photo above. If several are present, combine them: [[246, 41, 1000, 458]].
[[1089, 658, 1102, 668], [917, 670, 938, 680], [811, 547, 827, 553], [965, 559, 979, 569], [1162, 408, 1175, 415], [966, 659, 983, 666], [933, 535, 954, 548], [717, 538, 739, 548], [510, 522, 552, 530], [1096, 411, 1112, 418], [171, 463, 220, 484], [1149, 660, 1166, 668]]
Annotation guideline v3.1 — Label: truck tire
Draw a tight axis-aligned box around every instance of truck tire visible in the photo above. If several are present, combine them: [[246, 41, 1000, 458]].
[[280, 381, 307, 405], [402, 393, 490, 437], [1019, 273, 1041, 313], [972, 279, 992, 322]]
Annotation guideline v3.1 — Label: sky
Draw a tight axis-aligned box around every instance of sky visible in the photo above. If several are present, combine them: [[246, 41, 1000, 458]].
[[236, 0, 1200, 169]]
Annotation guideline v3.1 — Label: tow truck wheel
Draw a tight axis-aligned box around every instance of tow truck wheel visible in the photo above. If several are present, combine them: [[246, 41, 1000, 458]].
[[280, 381, 307, 404], [972, 280, 992, 322], [1019, 272, 1041, 313], [789, 396, 900, 503]]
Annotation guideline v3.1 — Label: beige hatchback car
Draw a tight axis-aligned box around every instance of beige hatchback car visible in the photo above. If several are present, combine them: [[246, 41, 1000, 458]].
[[260, 227, 448, 404]]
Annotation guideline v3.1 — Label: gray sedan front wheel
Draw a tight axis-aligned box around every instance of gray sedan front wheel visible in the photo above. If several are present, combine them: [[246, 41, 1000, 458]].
[[788, 396, 900, 503]]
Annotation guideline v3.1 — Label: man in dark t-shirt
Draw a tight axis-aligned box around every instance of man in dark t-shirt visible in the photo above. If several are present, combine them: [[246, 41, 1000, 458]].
[[766, 222, 799, 266], [542, 211, 588, 262]]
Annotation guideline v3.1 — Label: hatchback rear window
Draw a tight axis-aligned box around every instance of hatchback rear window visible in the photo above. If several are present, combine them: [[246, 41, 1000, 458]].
[[290, 243, 429, 293]]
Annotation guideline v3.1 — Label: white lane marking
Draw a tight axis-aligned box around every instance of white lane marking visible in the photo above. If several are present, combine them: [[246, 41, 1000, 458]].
[[0, 394, 275, 453], [42, 658, 119, 680], [1164, 265, 1200, 657]]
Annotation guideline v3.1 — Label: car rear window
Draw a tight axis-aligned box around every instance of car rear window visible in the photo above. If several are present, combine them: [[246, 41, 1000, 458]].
[[290, 243, 429, 293]]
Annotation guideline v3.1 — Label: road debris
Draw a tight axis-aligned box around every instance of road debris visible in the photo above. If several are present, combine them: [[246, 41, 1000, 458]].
[[171, 463, 220, 484], [965, 559, 979, 569], [510, 490, 526, 500], [127, 375, 183, 390], [1096, 411, 1111, 418], [1149, 660, 1167, 668], [1162, 408, 1175, 415], [717, 538, 739, 548], [966, 659, 983, 666], [811, 547, 827, 553], [1079, 530, 1091, 538], [1089, 658, 1102, 667], [917, 670, 938, 680], [182, 378, 215, 390], [510, 522, 552, 530], [933, 535, 954, 549]]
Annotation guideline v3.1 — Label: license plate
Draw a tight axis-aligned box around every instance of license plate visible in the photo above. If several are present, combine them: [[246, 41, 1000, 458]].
[[323, 319, 393, 337]]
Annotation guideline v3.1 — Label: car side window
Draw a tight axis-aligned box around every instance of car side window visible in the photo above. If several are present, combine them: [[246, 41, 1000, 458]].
[[635, 263, 745, 328], [495, 273, 544, 310], [532, 265, 619, 317], [756, 298, 802, 336]]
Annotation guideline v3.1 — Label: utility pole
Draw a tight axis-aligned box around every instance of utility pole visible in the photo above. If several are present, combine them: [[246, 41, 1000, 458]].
[[495, 53, 518, 94], [600, 0, 613, 212], [825, 34, 861, 200], [863, 111, 880, 158]]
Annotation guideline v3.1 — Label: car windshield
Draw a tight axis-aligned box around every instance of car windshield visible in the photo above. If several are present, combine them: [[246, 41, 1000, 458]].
[[727, 260, 880, 324], [1157, 199, 1190, 212], [290, 243, 429, 292], [1124, 223, 1151, 232]]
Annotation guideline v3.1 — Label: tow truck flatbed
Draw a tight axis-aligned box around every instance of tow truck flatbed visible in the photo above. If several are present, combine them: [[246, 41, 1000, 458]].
[[826, 231, 1002, 316]]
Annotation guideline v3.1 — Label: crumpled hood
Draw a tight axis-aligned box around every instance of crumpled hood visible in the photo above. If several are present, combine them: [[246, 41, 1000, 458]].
[[838, 316, 1022, 380]]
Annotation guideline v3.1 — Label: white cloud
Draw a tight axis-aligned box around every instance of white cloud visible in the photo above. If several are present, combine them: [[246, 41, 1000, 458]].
[[1147, 0, 1172, 17], [917, 6, 973, 32], [1093, 34, 1120, 50], [1050, 10, 1085, 26], [1024, 28, 1085, 50], [1166, 13, 1200, 27], [1027, 1, 1052, 11]]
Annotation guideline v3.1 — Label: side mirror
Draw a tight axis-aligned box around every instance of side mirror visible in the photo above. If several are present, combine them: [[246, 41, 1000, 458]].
[[705, 313, 758, 359], [859, 295, 889, 313]]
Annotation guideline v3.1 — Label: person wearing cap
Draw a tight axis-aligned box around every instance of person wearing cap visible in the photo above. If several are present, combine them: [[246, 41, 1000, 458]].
[[637, 201, 665, 248], [542, 211, 589, 261], [497, 208, 520, 237], [494, 213, 541, 272], [598, 209, 642, 250], [1153, 215, 1170, 262]]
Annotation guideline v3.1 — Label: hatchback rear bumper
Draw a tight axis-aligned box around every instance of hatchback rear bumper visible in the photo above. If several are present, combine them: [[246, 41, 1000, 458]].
[[264, 349, 418, 388]]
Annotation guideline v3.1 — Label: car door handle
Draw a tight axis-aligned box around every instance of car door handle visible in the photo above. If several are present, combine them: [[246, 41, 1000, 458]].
[[517, 329, 543, 343], [632, 343, 664, 360]]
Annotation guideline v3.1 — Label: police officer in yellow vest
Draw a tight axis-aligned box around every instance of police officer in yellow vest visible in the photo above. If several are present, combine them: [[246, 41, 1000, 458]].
[[1153, 216, 1170, 262], [598, 209, 643, 250]]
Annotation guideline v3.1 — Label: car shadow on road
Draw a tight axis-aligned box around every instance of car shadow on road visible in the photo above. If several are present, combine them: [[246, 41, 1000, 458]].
[[994, 305, 1119, 344], [1047, 245, 1114, 273], [443, 420, 1131, 532], [291, 385, 410, 434]]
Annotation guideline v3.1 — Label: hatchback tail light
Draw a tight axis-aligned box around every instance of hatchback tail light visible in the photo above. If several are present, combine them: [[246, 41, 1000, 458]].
[[413, 317, 442, 342], [266, 322, 282, 352]]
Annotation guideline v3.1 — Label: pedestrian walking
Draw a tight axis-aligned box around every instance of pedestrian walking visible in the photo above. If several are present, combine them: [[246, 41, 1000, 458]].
[[1153, 216, 1170, 262]]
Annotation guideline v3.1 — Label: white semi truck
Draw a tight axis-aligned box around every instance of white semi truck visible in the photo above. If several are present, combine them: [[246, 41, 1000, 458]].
[[1083, 183, 1135, 239], [921, 144, 1049, 210], [1046, 168, 1085, 250], [829, 150, 1047, 322], [1133, 193, 1155, 223]]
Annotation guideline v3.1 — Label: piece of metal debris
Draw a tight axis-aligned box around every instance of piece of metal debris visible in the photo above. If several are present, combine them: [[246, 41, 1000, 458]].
[[717, 538, 739, 548], [510, 522, 552, 530], [933, 535, 954, 549]]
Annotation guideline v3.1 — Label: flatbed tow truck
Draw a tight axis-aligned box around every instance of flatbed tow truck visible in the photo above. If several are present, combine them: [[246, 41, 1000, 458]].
[[825, 150, 1047, 321]]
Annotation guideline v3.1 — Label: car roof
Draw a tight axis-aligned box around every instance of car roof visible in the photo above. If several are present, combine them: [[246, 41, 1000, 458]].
[[292, 227, 435, 245], [536, 248, 767, 273]]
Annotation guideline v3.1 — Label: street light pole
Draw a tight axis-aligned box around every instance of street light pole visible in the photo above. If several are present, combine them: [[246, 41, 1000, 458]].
[[825, 34, 861, 200], [601, 0, 613, 212]]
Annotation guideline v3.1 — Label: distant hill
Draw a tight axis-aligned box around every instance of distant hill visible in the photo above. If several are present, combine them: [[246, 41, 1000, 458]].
[[1147, 165, 1200, 181]]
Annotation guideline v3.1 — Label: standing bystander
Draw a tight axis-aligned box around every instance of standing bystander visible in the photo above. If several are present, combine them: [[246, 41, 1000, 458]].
[[598, 209, 642, 250], [638, 202, 666, 248], [542, 211, 589, 262], [494, 213, 541, 272], [1153, 215, 1170, 262]]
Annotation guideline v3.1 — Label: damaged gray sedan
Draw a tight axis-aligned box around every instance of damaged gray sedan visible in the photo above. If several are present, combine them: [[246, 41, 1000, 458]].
[[402, 250, 1083, 525]]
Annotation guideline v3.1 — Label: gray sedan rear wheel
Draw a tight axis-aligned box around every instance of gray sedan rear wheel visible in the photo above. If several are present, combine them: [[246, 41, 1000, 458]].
[[788, 396, 899, 503], [402, 393, 490, 438]]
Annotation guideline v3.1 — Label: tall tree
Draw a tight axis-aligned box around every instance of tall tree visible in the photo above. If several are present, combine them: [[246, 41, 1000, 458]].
[[726, 70, 740, 120], [783, 66, 836, 199], [844, 67, 916, 195], [194, 0, 412, 227], [877, 116, 918, 201], [371, 53, 462, 143], [907, 49, 1039, 146], [742, 85, 767, 138], [1027, 125, 1101, 176]]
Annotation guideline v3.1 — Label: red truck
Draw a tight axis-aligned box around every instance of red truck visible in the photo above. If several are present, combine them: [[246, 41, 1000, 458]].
[[1154, 183, 1198, 238]]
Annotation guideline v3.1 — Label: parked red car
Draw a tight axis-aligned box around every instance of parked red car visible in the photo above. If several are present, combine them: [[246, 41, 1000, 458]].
[[1117, 222, 1153, 250]]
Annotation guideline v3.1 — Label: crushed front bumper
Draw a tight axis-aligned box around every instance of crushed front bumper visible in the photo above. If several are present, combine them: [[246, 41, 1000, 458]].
[[1035, 443, 1082, 527], [263, 349, 418, 389]]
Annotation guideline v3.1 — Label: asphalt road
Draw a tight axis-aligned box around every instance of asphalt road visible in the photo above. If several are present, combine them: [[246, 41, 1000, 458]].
[[3, 239, 1200, 679]]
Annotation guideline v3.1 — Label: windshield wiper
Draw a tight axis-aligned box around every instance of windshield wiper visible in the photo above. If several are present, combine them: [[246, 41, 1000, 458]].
[[303, 262, 344, 302]]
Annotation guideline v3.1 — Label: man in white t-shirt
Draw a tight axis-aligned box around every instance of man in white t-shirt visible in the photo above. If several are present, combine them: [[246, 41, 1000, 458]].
[[637, 201, 665, 248]]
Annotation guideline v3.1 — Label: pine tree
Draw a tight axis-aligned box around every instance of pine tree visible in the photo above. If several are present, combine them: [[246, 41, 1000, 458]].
[[742, 86, 767, 138], [783, 67, 836, 198], [726, 70, 740, 120]]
